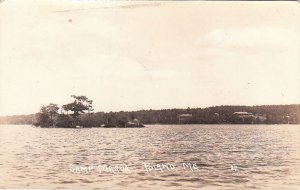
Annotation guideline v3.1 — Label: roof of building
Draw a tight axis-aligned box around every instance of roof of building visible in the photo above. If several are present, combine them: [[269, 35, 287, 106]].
[[178, 114, 193, 117], [233, 112, 253, 115]]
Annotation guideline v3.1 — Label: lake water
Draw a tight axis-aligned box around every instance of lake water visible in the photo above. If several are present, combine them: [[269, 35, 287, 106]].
[[0, 124, 299, 189]]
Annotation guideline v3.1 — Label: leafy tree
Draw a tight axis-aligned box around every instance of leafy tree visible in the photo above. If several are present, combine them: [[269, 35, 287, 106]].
[[56, 114, 73, 128], [62, 95, 94, 119], [46, 103, 59, 123], [35, 103, 59, 127]]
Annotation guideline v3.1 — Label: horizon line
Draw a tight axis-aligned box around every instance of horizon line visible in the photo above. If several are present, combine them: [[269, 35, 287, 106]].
[[1, 103, 299, 117]]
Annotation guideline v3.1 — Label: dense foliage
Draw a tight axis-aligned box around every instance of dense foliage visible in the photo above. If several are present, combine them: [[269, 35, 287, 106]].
[[34, 95, 94, 127], [35, 104, 59, 127], [1, 104, 299, 127]]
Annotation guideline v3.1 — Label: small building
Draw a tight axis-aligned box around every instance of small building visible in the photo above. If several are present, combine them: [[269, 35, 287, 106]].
[[178, 114, 193, 124], [233, 112, 255, 124], [254, 114, 267, 123], [233, 112, 267, 124], [283, 115, 290, 124]]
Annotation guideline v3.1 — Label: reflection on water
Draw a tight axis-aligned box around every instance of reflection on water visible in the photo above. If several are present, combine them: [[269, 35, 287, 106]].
[[0, 124, 299, 189]]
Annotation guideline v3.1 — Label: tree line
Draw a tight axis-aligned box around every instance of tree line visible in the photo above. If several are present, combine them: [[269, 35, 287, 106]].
[[0, 96, 299, 127]]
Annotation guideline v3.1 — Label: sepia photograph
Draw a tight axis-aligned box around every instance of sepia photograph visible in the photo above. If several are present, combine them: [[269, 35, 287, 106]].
[[0, 0, 299, 189]]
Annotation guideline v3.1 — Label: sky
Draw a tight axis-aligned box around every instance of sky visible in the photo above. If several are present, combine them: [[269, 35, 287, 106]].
[[0, 1, 299, 116]]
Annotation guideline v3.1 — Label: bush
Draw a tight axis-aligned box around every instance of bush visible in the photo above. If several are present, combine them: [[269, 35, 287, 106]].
[[56, 114, 74, 128]]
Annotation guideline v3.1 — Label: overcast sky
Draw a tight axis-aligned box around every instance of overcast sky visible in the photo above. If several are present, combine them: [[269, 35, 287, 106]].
[[0, 1, 299, 116]]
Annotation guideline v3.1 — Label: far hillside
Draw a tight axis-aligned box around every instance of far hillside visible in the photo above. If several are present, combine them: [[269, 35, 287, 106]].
[[1, 104, 299, 126]]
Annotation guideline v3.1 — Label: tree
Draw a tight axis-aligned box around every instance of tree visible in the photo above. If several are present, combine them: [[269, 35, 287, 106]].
[[46, 103, 59, 123], [62, 95, 94, 119], [35, 103, 59, 127]]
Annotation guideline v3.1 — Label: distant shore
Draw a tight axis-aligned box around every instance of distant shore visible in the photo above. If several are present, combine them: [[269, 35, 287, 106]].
[[1, 104, 299, 127]]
